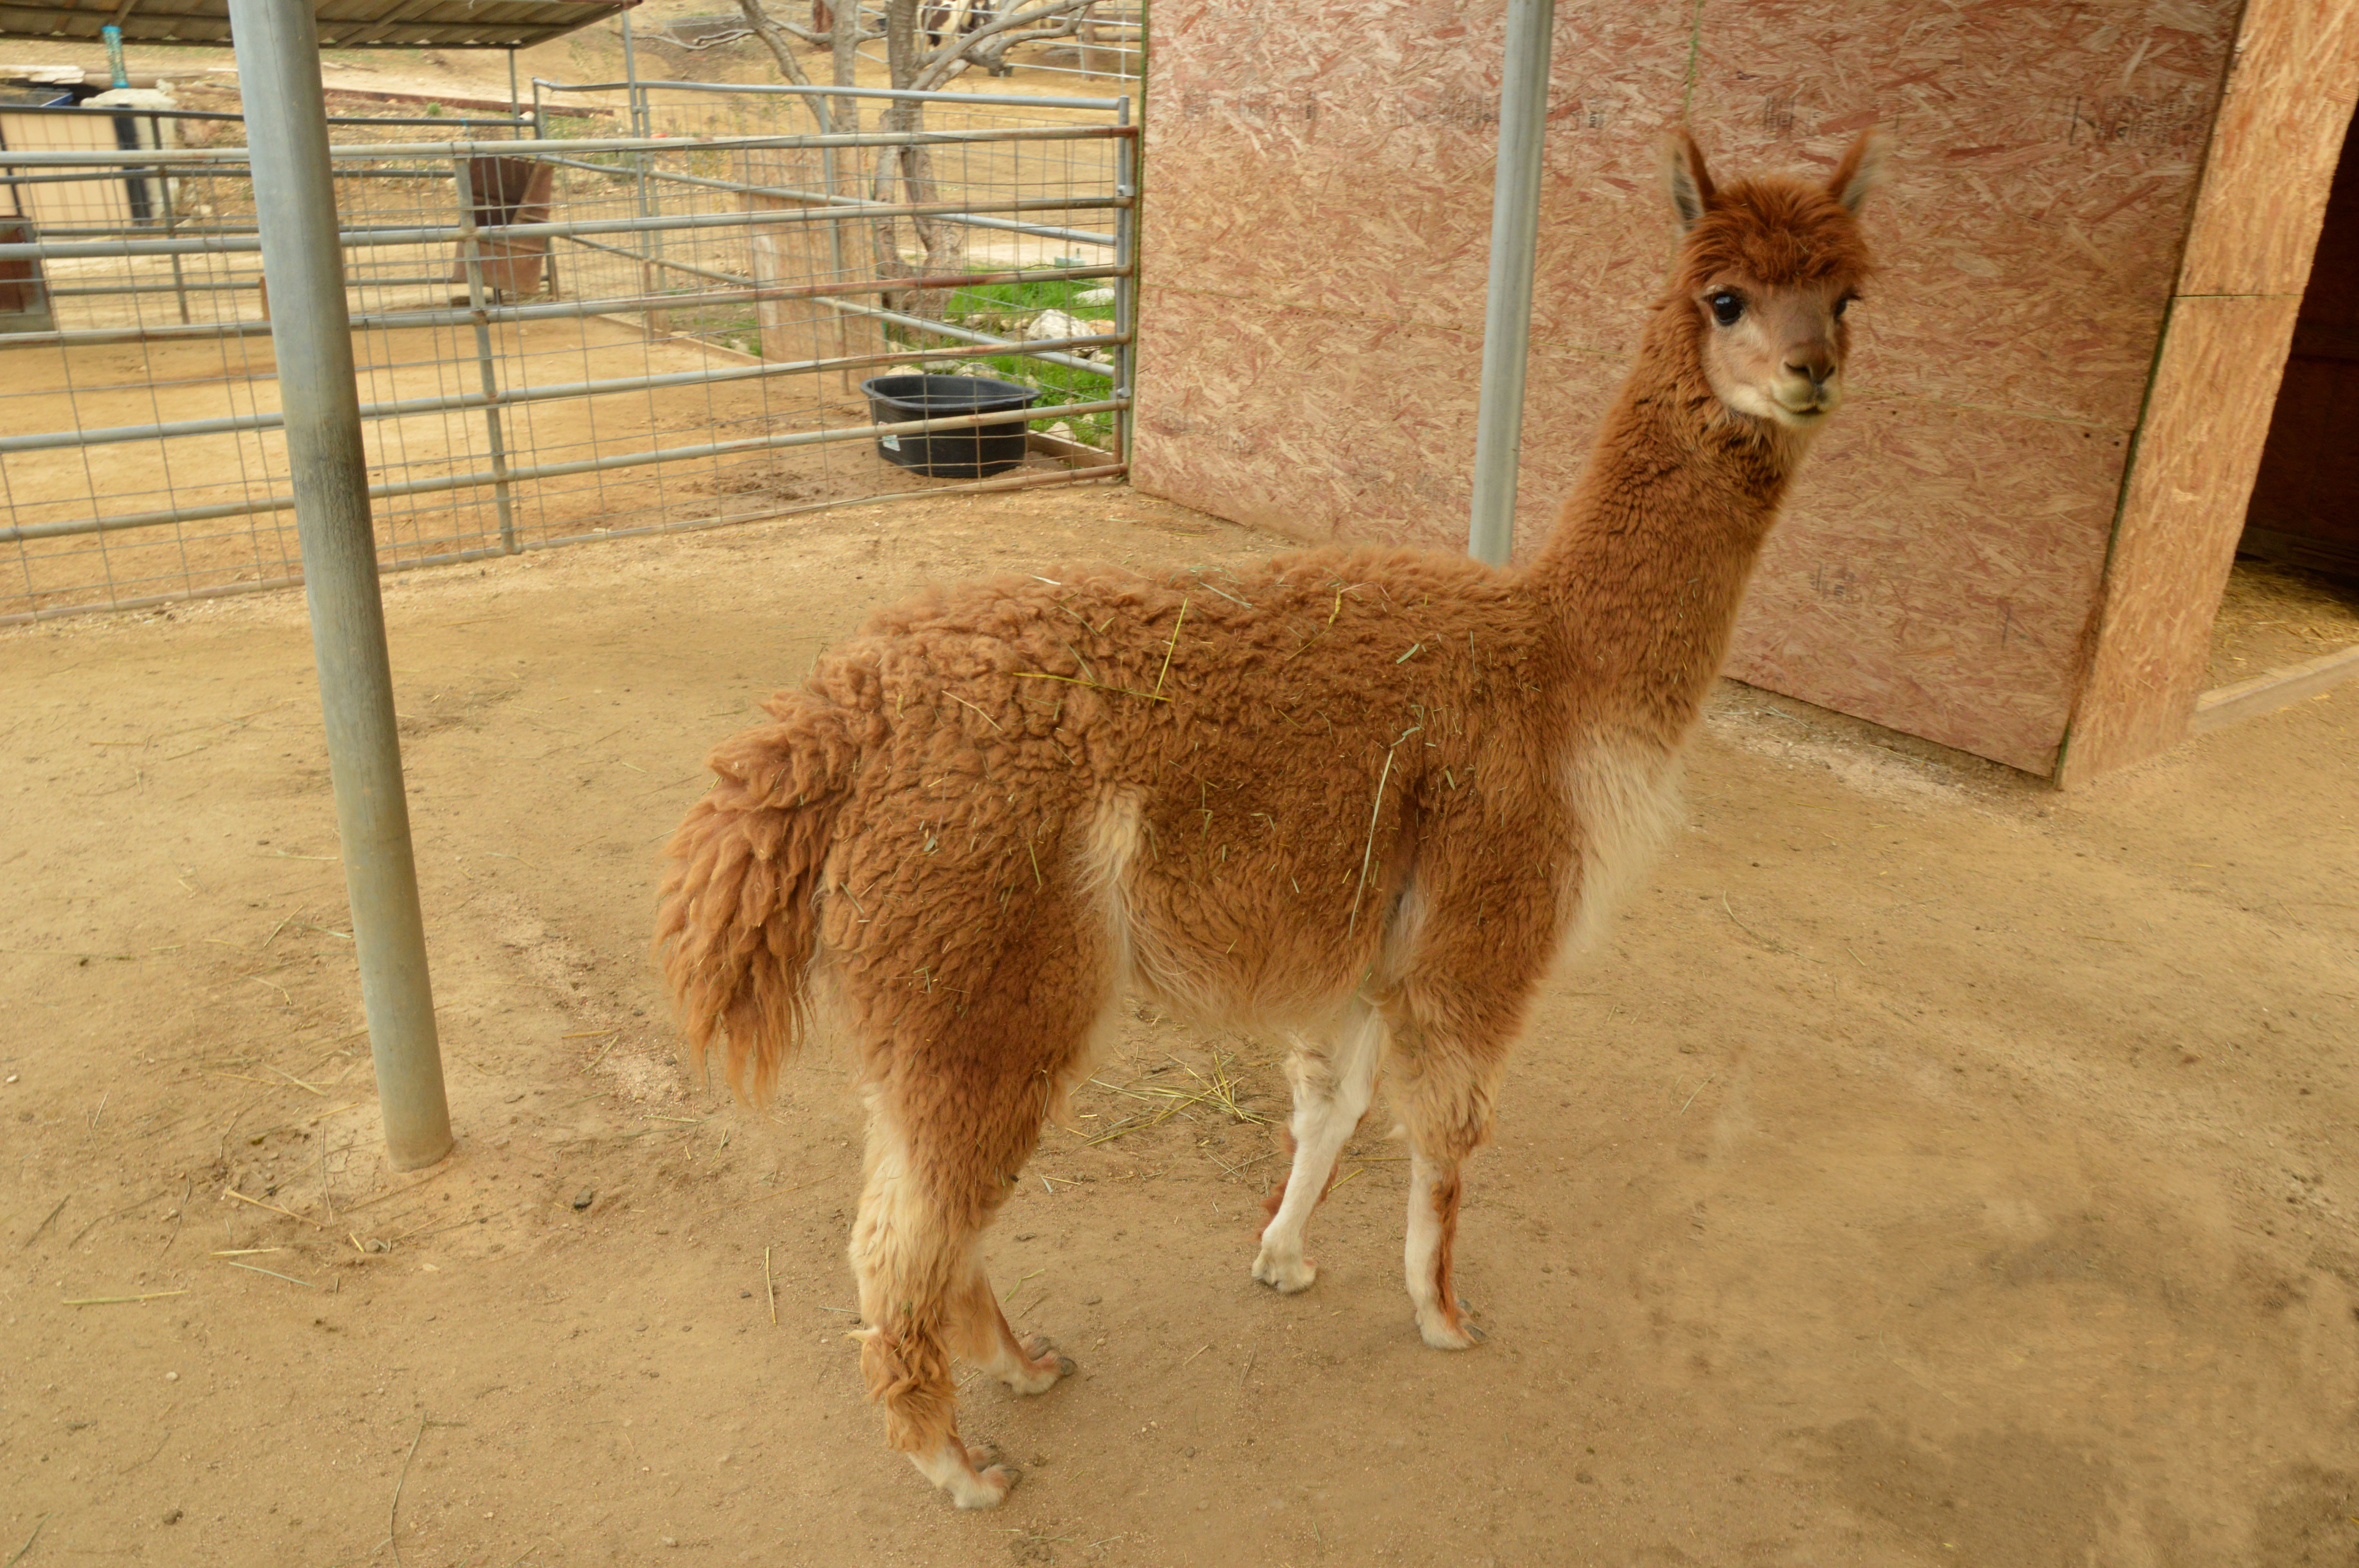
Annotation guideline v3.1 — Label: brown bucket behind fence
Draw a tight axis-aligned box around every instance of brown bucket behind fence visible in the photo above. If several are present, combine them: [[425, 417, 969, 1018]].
[[449, 156, 555, 298]]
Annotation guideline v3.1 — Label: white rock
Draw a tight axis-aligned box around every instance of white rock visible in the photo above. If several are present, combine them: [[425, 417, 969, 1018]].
[[1074, 287, 1116, 306], [1025, 308, 1096, 344], [84, 87, 178, 111]]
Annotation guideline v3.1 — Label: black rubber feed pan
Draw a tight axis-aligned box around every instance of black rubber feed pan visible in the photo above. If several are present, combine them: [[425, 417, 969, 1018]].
[[860, 374, 1043, 479]]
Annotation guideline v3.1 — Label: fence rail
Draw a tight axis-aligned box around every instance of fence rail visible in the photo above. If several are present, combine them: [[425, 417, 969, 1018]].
[[0, 85, 1135, 626]]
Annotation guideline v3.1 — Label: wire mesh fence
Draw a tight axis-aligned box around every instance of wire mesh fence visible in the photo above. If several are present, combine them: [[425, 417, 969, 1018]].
[[0, 83, 1134, 625]]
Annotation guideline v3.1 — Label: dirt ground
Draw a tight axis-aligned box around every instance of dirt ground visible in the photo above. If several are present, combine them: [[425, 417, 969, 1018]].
[[4, 482, 2359, 1568]]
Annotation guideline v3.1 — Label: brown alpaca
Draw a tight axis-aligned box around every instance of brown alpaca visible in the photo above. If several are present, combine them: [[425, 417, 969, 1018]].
[[657, 127, 1883, 1508]]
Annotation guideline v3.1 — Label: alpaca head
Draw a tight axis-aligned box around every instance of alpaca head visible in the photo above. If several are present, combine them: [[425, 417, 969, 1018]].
[[1659, 128, 1884, 433]]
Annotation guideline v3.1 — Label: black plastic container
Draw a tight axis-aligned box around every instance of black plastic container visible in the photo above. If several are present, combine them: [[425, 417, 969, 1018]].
[[859, 374, 1043, 479]]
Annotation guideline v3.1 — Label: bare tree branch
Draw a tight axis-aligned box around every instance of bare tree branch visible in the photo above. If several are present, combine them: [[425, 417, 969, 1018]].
[[911, 0, 1101, 91], [739, 0, 891, 135], [738, 0, 822, 96], [730, 0, 830, 48]]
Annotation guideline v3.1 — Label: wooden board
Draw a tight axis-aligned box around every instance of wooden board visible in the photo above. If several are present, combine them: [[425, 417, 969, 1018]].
[[2056, 294, 2306, 783], [0, 109, 136, 231], [2191, 643, 2359, 734], [2175, 0, 2359, 298]]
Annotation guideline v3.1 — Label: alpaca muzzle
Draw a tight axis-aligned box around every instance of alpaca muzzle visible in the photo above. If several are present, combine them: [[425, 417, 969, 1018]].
[[1774, 364, 1840, 417]]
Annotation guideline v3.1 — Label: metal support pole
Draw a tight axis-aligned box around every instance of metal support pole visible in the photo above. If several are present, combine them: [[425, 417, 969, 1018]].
[[451, 162, 521, 554], [452, 155, 519, 553], [1465, 0, 1554, 567], [228, 0, 452, 1169], [620, 9, 643, 136], [803, 93, 859, 385], [620, 9, 658, 305], [154, 113, 192, 325], [1111, 98, 1135, 469], [530, 78, 560, 299]]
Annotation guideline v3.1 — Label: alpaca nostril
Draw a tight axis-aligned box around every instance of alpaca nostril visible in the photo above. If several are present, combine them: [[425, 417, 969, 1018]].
[[1785, 358, 1835, 387]]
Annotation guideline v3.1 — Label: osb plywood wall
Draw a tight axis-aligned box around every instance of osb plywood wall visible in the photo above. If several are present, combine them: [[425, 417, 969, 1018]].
[[1131, 0, 2256, 776]]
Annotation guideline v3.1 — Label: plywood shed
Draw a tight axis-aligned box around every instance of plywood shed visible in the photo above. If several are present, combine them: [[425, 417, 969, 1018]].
[[1131, 0, 2359, 785]]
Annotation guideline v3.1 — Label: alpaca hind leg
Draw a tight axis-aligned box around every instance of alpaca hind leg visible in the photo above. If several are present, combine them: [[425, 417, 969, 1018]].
[[1253, 999, 1383, 1293], [1395, 1051, 1501, 1351], [849, 1112, 1020, 1509], [1404, 1147, 1484, 1349], [950, 1260, 1078, 1395], [843, 862, 1110, 1506]]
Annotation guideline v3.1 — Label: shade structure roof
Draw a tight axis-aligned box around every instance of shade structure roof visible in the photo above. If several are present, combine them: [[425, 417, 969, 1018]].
[[0, 0, 638, 49]]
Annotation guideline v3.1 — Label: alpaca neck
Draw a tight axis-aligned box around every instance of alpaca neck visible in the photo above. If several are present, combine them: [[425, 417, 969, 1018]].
[[1527, 306, 1809, 743]]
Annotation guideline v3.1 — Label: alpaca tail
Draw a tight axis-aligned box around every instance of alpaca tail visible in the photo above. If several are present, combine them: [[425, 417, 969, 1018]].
[[655, 704, 860, 1099]]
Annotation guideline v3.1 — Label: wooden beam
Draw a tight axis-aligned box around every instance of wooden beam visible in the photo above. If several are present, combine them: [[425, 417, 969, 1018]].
[[2191, 642, 2359, 734], [328, 0, 443, 49]]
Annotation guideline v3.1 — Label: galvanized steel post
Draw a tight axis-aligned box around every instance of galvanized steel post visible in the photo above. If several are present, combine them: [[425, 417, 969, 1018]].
[[1112, 94, 1136, 468], [451, 154, 520, 554], [228, 0, 453, 1169], [1465, 0, 1555, 568]]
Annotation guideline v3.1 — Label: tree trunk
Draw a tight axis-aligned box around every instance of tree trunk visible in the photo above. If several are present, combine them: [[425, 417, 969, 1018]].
[[880, 0, 964, 324]]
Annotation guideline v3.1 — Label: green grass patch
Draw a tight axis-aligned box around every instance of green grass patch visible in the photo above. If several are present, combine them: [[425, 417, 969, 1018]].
[[946, 274, 1114, 321], [665, 302, 763, 359]]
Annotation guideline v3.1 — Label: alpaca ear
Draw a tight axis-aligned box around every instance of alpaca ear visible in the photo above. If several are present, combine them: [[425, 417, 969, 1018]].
[[1826, 128, 1888, 215], [1660, 130, 1714, 230]]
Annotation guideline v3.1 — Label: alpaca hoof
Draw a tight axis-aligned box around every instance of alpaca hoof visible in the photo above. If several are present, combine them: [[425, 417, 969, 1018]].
[[952, 1462, 1020, 1510], [1013, 1334, 1076, 1391], [1252, 1247, 1317, 1294], [915, 1438, 1020, 1508], [1416, 1301, 1485, 1350]]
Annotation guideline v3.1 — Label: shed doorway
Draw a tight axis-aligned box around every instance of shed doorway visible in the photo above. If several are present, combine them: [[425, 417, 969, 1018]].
[[2203, 102, 2359, 717]]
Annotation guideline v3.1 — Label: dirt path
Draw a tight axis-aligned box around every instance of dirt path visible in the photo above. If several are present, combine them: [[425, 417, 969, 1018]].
[[4, 484, 2357, 1567]]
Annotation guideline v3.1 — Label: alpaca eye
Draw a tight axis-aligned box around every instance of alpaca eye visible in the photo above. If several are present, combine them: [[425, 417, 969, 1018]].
[[1834, 296, 1854, 319], [1709, 292, 1743, 326]]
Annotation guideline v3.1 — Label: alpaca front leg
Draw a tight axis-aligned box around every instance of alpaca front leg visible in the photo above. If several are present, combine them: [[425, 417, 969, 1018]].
[[1404, 1150, 1485, 1349], [1254, 1006, 1383, 1293]]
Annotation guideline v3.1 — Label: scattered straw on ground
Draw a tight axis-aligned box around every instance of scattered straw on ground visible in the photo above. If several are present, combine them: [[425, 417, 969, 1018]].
[[2208, 556, 2359, 688]]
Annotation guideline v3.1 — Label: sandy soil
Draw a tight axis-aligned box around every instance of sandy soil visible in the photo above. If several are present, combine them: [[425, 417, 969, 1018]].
[[4, 482, 2358, 1567]]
